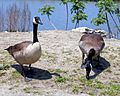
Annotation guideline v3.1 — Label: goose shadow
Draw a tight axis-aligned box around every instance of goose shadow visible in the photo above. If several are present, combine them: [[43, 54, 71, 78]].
[[11, 64, 60, 80], [88, 56, 110, 79]]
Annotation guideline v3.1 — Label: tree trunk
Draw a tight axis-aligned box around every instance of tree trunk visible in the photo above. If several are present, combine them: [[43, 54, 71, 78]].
[[105, 12, 112, 38], [117, 16, 120, 24], [65, 3, 69, 30], [47, 15, 57, 30], [75, 10, 79, 28], [109, 12, 120, 32]]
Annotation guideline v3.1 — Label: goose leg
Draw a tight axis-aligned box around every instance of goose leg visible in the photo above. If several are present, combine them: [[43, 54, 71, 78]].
[[97, 55, 100, 64], [95, 55, 100, 68], [81, 53, 86, 69], [28, 64, 33, 74], [82, 52, 85, 64], [86, 65, 91, 80], [20, 64, 32, 81], [20, 64, 26, 79], [28, 64, 32, 70]]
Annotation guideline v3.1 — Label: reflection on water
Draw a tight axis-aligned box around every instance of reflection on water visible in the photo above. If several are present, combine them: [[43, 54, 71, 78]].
[[0, 0, 120, 36]]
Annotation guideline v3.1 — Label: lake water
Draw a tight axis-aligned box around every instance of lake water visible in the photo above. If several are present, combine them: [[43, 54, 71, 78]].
[[0, 0, 120, 38]]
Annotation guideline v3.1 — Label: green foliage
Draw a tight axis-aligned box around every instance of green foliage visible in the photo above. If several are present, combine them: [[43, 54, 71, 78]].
[[60, 0, 70, 4], [115, 8, 120, 16], [91, 0, 120, 38], [92, 13, 106, 26], [96, 0, 116, 13], [71, 0, 85, 12], [92, 0, 116, 26], [38, 5, 55, 17], [70, 1, 87, 27], [72, 10, 87, 23], [38, 5, 57, 29]]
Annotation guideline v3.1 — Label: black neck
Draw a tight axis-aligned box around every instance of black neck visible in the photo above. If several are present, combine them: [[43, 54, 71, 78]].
[[33, 23, 39, 43], [88, 49, 95, 60]]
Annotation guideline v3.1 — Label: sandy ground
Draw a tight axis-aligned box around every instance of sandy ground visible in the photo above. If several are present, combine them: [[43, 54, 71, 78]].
[[0, 30, 120, 96]]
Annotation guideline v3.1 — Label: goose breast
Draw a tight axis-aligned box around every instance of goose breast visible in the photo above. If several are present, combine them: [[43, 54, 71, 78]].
[[23, 42, 41, 64]]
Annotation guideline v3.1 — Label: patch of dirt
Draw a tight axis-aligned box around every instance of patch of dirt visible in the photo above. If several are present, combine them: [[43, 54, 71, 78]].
[[0, 30, 120, 96]]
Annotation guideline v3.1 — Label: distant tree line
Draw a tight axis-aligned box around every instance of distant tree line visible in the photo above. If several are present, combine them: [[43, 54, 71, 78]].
[[0, 3, 31, 32]]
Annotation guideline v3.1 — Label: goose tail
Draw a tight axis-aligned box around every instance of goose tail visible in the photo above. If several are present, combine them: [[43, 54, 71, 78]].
[[4, 48, 8, 50]]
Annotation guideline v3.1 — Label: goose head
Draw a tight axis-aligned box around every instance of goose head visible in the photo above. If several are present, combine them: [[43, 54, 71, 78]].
[[33, 16, 43, 25]]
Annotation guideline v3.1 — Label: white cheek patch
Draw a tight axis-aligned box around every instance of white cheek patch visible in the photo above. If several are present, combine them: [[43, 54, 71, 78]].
[[33, 18, 37, 24]]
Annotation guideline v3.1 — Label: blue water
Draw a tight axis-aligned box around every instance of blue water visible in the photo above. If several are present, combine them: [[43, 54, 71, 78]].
[[0, 0, 120, 39]]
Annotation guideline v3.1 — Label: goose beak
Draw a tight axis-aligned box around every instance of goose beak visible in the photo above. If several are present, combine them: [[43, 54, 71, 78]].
[[38, 19, 43, 25], [4, 48, 8, 51], [39, 22, 43, 25]]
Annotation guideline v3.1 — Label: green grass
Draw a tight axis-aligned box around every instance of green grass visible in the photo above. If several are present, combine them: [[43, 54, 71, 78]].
[[54, 69, 66, 73], [79, 77, 94, 87], [9, 84, 19, 90], [0, 50, 16, 70], [101, 84, 120, 96], [42, 51, 57, 63], [61, 48, 72, 55], [0, 44, 119, 96], [72, 84, 82, 94], [23, 86, 42, 95], [49, 68, 67, 74], [11, 71, 21, 79], [116, 47, 120, 51], [109, 54, 117, 60], [78, 76, 120, 96], [0, 70, 6, 77], [54, 76, 68, 83], [102, 46, 117, 54], [23, 87, 31, 93], [0, 64, 10, 71], [93, 80, 105, 89], [79, 77, 105, 89], [105, 68, 112, 73]]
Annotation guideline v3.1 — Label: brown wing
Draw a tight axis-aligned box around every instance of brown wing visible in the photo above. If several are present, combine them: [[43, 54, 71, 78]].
[[80, 34, 104, 42], [79, 33, 105, 52], [80, 34, 104, 45], [6, 41, 33, 54], [13, 41, 33, 52]]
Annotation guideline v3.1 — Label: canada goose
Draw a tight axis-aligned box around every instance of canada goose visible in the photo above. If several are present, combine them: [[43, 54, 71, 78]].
[[79, 33, 105, 80], [5, 16, 43, 80]]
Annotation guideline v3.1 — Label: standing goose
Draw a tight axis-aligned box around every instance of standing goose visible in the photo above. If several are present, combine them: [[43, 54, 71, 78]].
[[5, 16, 43, 80], [79, 33, 105, 80]]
